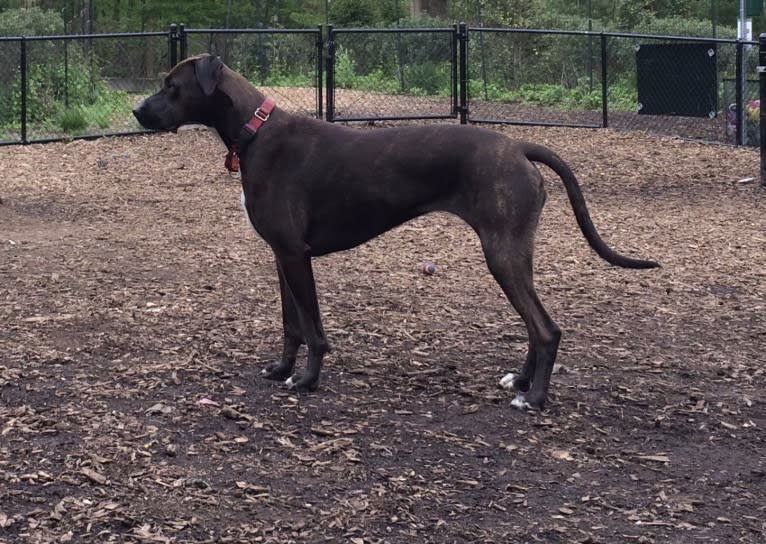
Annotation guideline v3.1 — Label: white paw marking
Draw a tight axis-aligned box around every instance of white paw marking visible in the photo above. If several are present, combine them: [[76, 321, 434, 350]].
[[284, 376, 296, 389], [499, 373, 516, 390], [511, 395, 535, 411], [240, 190, 256, 232], [260, 367, 269, 376]]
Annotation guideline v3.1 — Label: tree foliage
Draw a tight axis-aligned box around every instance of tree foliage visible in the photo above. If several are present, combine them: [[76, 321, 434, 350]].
[[0, 1, 756, 34], [0, 6, 62, 35]]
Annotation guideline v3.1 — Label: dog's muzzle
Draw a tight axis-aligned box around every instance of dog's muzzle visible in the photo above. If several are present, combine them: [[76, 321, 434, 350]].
[[132, 102, 147, 124], [132, 101, 177, 132]]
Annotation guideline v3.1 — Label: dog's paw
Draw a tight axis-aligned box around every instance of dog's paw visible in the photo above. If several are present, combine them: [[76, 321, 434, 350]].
[[284, 374, 319, 393], [510, 394, 542, 411], [261, 361, 293, 381], [499, 372, 531, 393]]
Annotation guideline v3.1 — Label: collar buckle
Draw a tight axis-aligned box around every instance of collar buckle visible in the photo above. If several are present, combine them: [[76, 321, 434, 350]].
[[253, 108, 270, 122]]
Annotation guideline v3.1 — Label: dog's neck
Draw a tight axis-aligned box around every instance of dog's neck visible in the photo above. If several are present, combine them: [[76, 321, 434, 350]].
[[212, 67, 275, 149]]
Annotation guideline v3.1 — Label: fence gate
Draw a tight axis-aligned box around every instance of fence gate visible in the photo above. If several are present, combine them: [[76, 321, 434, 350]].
[[326, 26, 459, 123]]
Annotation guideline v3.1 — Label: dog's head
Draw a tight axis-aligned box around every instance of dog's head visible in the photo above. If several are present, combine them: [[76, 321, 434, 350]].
[[133, 54, 229, 132]]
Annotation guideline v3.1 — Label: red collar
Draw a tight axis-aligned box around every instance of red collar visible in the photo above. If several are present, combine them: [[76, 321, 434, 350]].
[[225, 97, 276, 173]]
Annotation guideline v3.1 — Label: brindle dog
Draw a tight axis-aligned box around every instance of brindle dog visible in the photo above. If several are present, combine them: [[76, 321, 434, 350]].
[[133, 54, 658, 410]]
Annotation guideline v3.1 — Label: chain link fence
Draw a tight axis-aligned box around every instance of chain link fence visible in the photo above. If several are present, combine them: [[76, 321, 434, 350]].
[[466, 29, 759, 145], [0, 25, 761, 148], [466, 29, 604, 128], [0, 38, 22, 144], [0, 32, 168, 144], [326, 27, 457, 122], [603, 35, 757, 145], [182, 28, 323, 118]]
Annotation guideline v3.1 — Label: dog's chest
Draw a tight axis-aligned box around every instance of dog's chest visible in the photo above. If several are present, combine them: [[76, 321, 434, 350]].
[[240, 190, 257, 232]]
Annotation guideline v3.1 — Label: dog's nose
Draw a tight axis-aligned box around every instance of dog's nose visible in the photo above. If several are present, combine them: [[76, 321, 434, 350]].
[[132, 103, 152, 128], [132, 103, 143, 121]]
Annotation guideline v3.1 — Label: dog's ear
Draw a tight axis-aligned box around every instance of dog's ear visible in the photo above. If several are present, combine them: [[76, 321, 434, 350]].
[[194, 55, 223, 96]]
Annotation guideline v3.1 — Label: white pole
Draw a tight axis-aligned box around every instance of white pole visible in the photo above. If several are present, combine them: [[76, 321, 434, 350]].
[[740, 0, 747, 40], [739, 0, 747, 144]]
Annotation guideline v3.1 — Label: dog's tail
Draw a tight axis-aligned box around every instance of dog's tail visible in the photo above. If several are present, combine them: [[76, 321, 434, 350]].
[[522, 142, 659, 270]]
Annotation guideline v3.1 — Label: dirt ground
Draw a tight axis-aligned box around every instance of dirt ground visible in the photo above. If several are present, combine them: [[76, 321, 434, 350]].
[[1, 121, 765, 544]]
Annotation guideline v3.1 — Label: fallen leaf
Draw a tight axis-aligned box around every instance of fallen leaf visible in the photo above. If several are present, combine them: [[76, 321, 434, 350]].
[[0, 512, 14, 528], [81, 467, 107, 485], [636, 454, 670, 463], [551, 449, 574, 461], [145, 402, 172, 415]]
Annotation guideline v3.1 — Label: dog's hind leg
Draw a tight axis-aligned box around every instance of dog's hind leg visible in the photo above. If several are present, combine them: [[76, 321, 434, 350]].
[[481, 237, 561, 411], [261, 264, 304, 382], [272, 253, 330, 392]]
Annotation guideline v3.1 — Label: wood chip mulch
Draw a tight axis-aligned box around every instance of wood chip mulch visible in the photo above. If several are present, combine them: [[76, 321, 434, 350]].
[[0, 121, 764, 543]]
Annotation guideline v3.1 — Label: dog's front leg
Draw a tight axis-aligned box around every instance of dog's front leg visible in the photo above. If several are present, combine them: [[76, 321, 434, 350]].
[[271, 253, 329, 392], [261, 263, 304, 382], [499, 343, 536, 393]]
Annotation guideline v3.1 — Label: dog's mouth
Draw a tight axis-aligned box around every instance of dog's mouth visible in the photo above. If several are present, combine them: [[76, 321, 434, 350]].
[[165, 120, 195, 134], [132, 106, 182, 134], [148, 121, 179, 134], [151, 119, 180, 133]]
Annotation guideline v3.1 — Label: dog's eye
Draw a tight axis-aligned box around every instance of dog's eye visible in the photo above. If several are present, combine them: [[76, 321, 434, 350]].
[[166, 82, 180, 98]]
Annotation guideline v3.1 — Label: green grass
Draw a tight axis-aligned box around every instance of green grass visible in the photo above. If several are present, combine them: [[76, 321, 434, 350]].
[[57, 107, 88, 133], [54, 91, 133, 135]]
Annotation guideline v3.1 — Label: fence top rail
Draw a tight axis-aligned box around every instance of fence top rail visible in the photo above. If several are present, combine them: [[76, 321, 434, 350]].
[[332, 27, 455, 34], [470, 26, 750, 45], [604, 29, 751, 44], [183, 27, 320, 35], [1, 31, 168, 42], [0, 27, 755, 46]]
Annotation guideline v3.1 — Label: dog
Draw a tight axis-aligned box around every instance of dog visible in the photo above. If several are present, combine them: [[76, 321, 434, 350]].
[[133, 54, 658, 410]]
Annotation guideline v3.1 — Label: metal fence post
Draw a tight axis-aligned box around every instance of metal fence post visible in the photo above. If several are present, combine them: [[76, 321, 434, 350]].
[[736, 40, 744, 146], [326, 24, 335, 123], [477, 26, 488, 100], [20, 37, 27, 144], [451, 24, 459, 116], [396, 22, 405, 93], [458, 22, 468, 125], [601, 33, 608, 128], [759, 33, 766, 186], [317, 25, 324, 120], [169, 24, 178, 69], [179, 24, 187, 61], [64, 38, 69, 108]]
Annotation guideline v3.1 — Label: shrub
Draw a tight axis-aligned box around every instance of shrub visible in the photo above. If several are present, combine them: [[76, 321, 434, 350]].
[[229, 32, 318, 88], [58, 107, 87, 133], [608, 78, 639, 112], [402, 62, 451, 95], [333, 47, 399, 94], [0, 36, 136, 134]]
